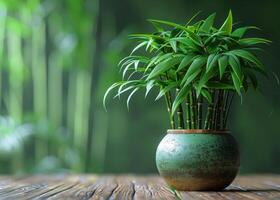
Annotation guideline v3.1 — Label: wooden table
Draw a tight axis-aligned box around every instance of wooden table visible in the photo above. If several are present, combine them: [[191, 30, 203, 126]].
[[0, 175, 279, 199]]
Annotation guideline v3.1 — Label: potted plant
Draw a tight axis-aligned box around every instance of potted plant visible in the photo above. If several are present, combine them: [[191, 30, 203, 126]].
[[104, 11, 271, 190]]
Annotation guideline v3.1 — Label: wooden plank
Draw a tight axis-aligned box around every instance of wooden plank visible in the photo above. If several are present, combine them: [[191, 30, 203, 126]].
[[138, 176, 175, 200], [107, 176, 135, 200], [89, 176, 118, 200], [0, 175, 279, 200]]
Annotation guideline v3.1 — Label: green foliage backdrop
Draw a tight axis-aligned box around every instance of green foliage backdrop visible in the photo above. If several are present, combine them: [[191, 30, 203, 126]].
[[0, 0, 279, 174]]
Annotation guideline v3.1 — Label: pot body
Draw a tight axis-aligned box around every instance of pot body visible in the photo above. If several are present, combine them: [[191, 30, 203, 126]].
[[156, 130, 240, 191]]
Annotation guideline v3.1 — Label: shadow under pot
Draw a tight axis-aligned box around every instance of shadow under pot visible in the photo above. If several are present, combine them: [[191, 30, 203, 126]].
[[156, 129, 240, 191]]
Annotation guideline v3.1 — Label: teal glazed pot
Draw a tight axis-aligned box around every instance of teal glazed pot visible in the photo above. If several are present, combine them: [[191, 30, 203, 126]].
[[156, 129, 240, 191]]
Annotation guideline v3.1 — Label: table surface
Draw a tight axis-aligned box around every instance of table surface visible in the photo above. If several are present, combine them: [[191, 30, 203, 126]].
[[0, 175, 279, 200]]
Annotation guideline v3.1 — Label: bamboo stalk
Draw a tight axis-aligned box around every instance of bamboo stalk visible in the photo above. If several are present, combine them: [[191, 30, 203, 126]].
[[185, 93, 191, 129], [215, 90, 223, 130], [176, 88, 184, 129], [212, 92, 217, 130], [204, 90, 214, 129], [197, 96, 203, 129], [223, 92, 234, 129], [222, 91, 229, 129], [162, 74, 175, 129], [191, 90, 197, 129], [219, 91, 226, 129], [164, 92, 175, 129], [211, 90, 219, 130], [189, 91, 194, 129]]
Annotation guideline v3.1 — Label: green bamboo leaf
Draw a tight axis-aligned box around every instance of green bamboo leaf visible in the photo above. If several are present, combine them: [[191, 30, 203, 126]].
[[206, 54, 219, 72], [119, 56, 149, 71], [230, 49, 263, 69], [185, 11, 202, 26], [239, 38, 271, 46], [148, 19, 189, 32], [231, 71, 241, 95], [126, 88, 140, 110], [129, 33, 163, 41], [219, 10, 233, 35], [170, 37, 200, 51], [114, 85, 134, 99], [127, 70, 137, 80], [231, 26, 259, 38], [115, 80, 142, 99], [116, 82, 133, 99], [182, 68, 202, 87], [155, 82, 177, 100], [148, 20, 164, 32], [122, 61, 135, 79], [228, 54, 242, 81], [145, 54, 162, 73], [131, 41, 148, 54], [200, 88, 212, 102], [103, 82, 123, 110], [181, 56, 207, 86], [119, 58, 134, 70], [146, 39, 153, 51], [148, 19, 202, 45], [176, 54, 196, 72], [169, 40, 177, 52], [144, 53, 171, 74], [171, 85, 191, 116], [147, 56, 182, 80], [145, 80, 155, 97], [218, 55, 228, 79], [155, 53, 173, 64], [199, 13, 216, 33], [204, 31, 226, 45], [206, 54, 215, 71], [197, 67, 217, 95], [134, 60, 140, 70], [119, 56, 132, 66]]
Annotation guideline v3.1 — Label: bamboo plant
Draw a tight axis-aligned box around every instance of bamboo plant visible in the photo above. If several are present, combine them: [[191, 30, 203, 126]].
[[104, 11, 271, 130]]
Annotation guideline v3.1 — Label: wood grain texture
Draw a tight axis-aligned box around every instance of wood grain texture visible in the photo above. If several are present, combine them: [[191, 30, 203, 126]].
[[0, 175, 278, 200]]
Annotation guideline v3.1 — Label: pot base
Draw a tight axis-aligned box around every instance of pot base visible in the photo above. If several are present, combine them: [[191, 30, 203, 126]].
[[162, 172, 237, 191]]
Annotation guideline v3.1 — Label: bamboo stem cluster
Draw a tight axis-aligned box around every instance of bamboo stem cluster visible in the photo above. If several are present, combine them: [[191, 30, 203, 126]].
[[164, 90, 234, 130]]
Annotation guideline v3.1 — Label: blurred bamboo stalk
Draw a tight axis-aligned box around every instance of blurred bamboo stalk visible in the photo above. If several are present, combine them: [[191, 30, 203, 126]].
[[7, 24, 24, 122], [67, 72, 76, 133], [48, 54, 63, 128], [31, 16, 48, 162], [73, 70, 92, 170], [0, 3, 7, 111], [6, 14, 26, 172]]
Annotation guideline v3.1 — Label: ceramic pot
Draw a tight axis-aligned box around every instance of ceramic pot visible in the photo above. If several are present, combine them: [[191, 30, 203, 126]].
[[156, 129, 240, 191]]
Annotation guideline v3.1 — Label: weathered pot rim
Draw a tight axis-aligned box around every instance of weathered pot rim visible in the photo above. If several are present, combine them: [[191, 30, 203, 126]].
[[167, 129, 230, 134]]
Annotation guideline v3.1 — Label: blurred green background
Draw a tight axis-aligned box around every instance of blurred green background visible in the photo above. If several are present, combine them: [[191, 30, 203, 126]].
[[0, 0, 279, 174]]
